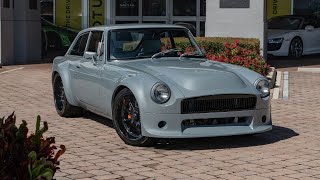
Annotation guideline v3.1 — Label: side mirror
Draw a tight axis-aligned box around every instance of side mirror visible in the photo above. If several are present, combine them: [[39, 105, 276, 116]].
[[305, 25, 315, 31], [84, 51, 97, 64]]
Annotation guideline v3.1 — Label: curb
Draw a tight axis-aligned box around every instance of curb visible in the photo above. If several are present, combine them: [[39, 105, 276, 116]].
[[298, 67, 320, 73], [267, 67, 277, 89]]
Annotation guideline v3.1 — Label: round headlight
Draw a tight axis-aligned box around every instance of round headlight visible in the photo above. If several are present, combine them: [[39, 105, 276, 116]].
[[151, 83, 171, 104], [255, 79, 270, 98]]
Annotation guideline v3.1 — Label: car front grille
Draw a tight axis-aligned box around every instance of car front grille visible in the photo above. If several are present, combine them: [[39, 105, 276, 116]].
[[181, 94, 257, 114]]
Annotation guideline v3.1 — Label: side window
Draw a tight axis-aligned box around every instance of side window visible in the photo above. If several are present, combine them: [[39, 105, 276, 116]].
[[70, 33, 89, 56], [87, 31, 103, 53], [303, 18, 318, 29]]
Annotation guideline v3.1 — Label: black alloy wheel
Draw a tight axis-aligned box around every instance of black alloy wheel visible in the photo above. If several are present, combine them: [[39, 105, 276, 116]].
[[112, 88, 154, 146], [289, 37, 303, 58], [53, 74, 83, 117]]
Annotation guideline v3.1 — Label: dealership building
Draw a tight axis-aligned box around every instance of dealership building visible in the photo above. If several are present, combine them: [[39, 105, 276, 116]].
[[0, 0, 319, 65]]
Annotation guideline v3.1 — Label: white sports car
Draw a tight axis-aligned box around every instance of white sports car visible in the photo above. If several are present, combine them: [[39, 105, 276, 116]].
[[268, 15, 320, 58]]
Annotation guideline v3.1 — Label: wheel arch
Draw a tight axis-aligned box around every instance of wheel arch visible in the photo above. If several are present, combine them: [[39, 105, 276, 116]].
[[112, 85, 129, 106], [52, 68, 79, 106], [289, 36, 304, 55]]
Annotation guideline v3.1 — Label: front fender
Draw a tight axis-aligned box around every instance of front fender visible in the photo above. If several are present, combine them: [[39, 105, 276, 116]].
[[115, 73, 185, 115]]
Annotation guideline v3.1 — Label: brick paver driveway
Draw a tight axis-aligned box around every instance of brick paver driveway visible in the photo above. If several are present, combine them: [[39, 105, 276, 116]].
[[0, 64, 320, 180]]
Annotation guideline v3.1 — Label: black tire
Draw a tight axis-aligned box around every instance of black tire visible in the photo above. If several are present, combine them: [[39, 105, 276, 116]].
[[289, 37, 303, 58], [53, 74, 83, 117], [112, 88, 154, 146]]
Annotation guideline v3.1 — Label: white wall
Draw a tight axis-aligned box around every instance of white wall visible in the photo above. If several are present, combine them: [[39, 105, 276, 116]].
[[14, 0, 41, 64], [206, 0, 267, 58], [0, 0, 41, 65]]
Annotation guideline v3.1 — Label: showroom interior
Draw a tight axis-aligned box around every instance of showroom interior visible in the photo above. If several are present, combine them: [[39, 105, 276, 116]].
[[0, 0, 320, 65]]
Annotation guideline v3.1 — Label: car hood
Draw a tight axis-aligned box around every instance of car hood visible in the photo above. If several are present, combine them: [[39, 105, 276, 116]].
[[268, 29, 293, 38], [121, 58, 254, 97]]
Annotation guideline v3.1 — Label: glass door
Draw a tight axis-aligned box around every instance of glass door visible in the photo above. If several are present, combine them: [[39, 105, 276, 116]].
[[111, 0, 206, 36]]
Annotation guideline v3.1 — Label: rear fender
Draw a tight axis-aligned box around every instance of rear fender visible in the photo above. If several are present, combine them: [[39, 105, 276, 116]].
[[52, 57, 79, 106]]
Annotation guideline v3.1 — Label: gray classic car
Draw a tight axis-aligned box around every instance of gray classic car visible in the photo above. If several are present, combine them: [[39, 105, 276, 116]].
[[52, 24, 272, 146]]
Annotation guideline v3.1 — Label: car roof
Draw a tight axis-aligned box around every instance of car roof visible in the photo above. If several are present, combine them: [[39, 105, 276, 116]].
[[80, 24, 187, 33]]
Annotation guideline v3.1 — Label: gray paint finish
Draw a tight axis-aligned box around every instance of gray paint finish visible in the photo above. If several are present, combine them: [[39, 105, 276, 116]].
[[52, 25, 272, 138]]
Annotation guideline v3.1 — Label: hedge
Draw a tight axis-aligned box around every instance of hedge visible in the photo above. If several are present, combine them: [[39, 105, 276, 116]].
[[175, 37, 260, 54]]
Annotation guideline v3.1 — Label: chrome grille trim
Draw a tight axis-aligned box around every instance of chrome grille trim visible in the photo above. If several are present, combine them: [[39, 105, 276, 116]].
[[181, 94, 257, 114]]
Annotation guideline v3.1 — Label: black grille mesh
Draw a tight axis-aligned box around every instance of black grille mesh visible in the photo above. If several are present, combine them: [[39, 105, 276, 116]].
[[181, 94, 257, 114]]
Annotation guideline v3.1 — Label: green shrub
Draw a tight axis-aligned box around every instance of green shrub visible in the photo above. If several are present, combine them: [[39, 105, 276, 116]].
[[175, 37, 260, 54], [0, 113, 65, 180]]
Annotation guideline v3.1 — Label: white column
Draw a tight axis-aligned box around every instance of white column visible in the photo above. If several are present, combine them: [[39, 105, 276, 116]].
[[206, 0, 267, 59]]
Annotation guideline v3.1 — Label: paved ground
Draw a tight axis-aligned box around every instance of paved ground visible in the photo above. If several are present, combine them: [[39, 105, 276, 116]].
[[0, 64, 320, 180], [268, 54, 320, 72]]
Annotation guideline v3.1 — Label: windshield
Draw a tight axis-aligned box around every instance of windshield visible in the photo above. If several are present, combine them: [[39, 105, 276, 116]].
[[268, 17, 302, 30], [109, 28, 204, 60]]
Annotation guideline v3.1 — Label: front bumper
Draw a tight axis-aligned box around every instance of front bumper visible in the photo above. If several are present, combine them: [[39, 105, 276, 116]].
[[140, 108, 272, 138], [267, 39, 291, 56]]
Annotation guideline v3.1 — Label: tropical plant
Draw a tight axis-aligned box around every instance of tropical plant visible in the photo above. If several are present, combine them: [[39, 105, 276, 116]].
[[0, 113, 65, 180]]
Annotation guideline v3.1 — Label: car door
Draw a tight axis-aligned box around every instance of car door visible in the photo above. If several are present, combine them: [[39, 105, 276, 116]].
[[67, 32, 90, 102], [74, 30, 105, 111]]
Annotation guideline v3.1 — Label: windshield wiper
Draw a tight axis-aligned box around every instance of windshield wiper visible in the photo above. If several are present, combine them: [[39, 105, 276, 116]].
[[151, 49, 182, 59], [179, 53, 206, 60]]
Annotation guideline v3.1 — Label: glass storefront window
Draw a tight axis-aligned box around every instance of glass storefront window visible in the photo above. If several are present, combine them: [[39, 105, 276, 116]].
[[294, 0, 320, 16], [200, 0, 206, 16], [200, 22, 205, 37], [41, 0, 53, 22], [116, 0, 139, 16], [173, 0, 196, 16], [55, 0, 83, 30], [143, 0, 166, 16]]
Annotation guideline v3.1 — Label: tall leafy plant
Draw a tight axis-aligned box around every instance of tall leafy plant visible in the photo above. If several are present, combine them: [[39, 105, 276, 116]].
[[0, 113, 65, 179]]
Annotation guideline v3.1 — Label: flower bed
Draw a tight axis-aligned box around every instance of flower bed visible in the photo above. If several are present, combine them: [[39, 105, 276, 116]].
[[206, 40, 270, 76]]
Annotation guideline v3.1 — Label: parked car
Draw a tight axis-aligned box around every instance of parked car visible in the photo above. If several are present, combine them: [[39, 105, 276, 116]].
[[41, 18, 78, 53], [268, 15, 320, 58], [52, 24, 272, 146]]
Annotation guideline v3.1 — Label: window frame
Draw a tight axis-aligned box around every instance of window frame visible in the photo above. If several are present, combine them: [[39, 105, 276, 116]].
[[67, 32, 90, 58], [86, 30, 106, 62]]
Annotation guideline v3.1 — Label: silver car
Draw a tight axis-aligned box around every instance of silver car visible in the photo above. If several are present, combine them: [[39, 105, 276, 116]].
[[52, 24, 272, 146]]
